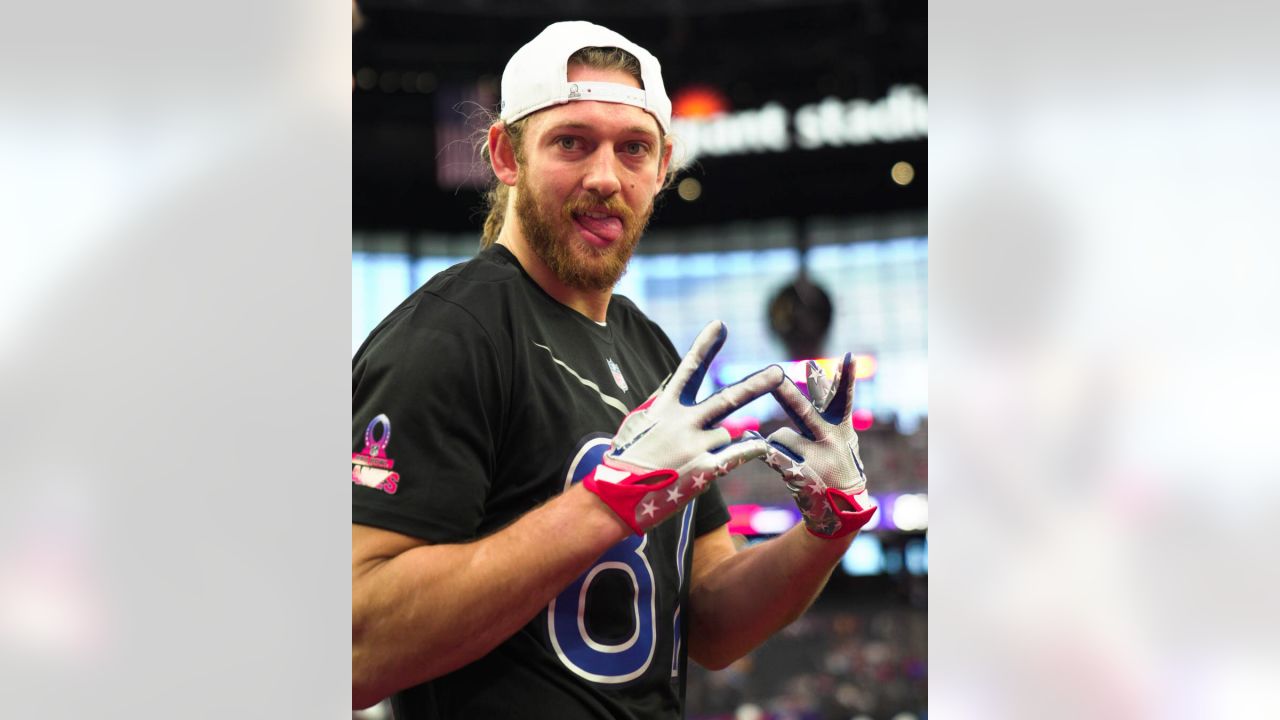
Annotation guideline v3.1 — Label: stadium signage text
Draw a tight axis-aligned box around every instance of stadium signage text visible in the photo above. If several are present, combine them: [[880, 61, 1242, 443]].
[[672, 84, 928, 164]]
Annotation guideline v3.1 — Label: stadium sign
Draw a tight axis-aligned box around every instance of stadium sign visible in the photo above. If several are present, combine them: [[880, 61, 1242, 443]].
[[672, 84, 928, 164]]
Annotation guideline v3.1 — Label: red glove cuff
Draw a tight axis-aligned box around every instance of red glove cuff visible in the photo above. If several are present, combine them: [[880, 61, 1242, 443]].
[[583, 460, 679, 535], [806, 487, 878, 540]]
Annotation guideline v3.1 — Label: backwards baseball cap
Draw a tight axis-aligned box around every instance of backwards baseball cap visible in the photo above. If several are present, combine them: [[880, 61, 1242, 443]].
[[499, 20, 672, 134]]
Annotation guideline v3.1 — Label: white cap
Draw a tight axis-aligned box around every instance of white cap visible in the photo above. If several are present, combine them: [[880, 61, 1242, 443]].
[[499, 20, 672, 134]]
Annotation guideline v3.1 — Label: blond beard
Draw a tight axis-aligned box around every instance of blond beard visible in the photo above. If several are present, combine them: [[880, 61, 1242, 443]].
[[514, 173, 651, 292]]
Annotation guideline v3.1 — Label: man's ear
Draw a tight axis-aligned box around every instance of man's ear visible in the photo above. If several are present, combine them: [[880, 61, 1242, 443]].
[[655, 137, 674, 192], [488, 123, 519, 187]]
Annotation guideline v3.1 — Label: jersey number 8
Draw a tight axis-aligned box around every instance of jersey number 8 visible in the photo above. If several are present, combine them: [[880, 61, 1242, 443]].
[[548, 437, 695, 684]]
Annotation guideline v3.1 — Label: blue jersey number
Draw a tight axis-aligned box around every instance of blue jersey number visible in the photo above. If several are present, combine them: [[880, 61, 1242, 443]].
[[549, 438, 695, 684]]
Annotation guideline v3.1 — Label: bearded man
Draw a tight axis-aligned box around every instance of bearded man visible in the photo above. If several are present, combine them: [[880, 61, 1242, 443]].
[[352, 20, 877, 720]]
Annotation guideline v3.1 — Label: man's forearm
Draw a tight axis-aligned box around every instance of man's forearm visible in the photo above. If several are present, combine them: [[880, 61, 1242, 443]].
[[352, 484, 630, 708], [687, 525, 855, 669]]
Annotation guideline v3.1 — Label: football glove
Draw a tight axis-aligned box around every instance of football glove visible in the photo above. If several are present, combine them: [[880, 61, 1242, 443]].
[[764, 353, 876, 539], [583, 321, 782, 534]]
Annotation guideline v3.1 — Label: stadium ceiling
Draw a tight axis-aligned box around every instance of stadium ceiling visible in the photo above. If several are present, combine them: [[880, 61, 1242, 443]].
[[353, 0, 925, 233], [358, 0, 893, 17]]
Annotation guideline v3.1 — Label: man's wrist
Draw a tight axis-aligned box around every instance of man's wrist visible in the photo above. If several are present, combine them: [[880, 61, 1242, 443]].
[[799, 487, 877, 540], [581, 459, 679, 535], [568, 482, 636, 543]]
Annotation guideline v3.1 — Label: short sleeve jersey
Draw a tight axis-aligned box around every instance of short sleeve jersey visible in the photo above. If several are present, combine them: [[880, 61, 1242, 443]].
[[352, 245, 731, 719]]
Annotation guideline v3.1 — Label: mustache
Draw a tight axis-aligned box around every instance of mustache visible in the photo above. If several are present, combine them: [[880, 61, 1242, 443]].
[[561, 193, 637, 223]]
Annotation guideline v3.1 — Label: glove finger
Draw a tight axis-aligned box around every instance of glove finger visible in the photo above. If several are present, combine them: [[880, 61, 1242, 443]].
[[770, 377, 821, 441], [667, 320, 727, 407], [804, 359, 823, 390], [709, 435, 770, 474], [703, 425, 733, 452], [805, 360, 834, 413], [818, 352, 856, 426], [764, 427, 807, 465], [692, 364, 784, 427]]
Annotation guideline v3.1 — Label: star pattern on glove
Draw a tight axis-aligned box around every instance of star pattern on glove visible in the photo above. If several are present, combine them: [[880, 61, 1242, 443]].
[[812, 517, 839, 536], [761, 352, 876, 540], [782, 459, 806, 481], [764, 447, 785, 469], [691, 472, 711, 490], [666, 486, 683, 504], [640, 498, 658, 518]]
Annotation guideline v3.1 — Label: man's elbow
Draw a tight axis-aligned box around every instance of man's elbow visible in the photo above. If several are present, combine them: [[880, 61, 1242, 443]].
[[352, 649, 386, 710], [692, 655, 733, 672], [687, 616, 747, 671], [352, 624, 400, 710], [688, 644, 740, 672], [352, 691, 381, 712]]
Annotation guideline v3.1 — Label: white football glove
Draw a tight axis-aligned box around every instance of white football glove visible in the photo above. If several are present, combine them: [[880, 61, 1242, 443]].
[[584, 321, 783, 534], [764, 353, 876, 539]]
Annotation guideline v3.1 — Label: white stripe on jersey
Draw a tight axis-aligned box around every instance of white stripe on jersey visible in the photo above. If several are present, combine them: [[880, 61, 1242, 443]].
[[531, 341, 630, 416]]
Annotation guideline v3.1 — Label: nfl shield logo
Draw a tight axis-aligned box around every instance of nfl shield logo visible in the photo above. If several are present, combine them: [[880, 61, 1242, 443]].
[[607, 358, 628, 393]]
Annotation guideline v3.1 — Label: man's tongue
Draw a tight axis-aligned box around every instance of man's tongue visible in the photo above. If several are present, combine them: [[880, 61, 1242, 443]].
[[575, 213, 623, 244]]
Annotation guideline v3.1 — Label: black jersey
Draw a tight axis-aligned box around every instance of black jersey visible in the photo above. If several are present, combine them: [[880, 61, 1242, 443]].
[[352, 245, 731, 719]]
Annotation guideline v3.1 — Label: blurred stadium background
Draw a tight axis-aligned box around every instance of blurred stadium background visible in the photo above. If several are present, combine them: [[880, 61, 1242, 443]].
[[352, 2, 926, 718]]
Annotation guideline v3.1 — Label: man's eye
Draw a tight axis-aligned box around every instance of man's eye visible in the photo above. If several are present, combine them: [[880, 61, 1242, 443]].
[[625, 142, 648, 155], [556, 137, 579, 150]]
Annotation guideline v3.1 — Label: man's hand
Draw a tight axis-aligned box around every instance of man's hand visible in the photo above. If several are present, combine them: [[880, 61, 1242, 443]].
[[584, 320, 783, 534], [763, 353, 876, 539]]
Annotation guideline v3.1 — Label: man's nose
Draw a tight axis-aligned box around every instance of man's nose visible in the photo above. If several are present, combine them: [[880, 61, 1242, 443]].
[[581, 148, 622, 198]]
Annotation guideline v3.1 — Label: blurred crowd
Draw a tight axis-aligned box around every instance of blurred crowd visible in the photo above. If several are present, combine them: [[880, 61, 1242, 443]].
[[686, 603, 926, 720]]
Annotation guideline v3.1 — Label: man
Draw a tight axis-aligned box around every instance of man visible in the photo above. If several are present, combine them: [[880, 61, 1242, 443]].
[[352, 20, 876, 718]]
